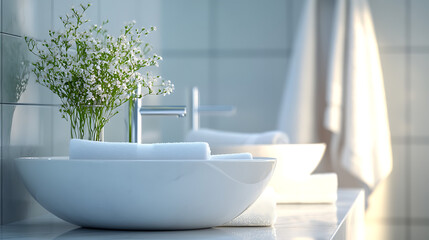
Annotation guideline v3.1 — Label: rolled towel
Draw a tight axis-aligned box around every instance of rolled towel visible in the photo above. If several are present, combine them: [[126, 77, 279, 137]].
[[275, 173, 338, 203], [185, 128, 289, 145], [210, 153, 253, 160], [69, 139, 211, 160], [222, 187, 277, 227]]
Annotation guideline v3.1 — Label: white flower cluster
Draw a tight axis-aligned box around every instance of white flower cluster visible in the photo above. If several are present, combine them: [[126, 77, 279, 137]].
[[25, 3, 174, 140]]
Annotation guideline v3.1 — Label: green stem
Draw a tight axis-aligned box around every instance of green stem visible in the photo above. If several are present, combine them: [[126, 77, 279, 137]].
[[128, 99, 133, 143]]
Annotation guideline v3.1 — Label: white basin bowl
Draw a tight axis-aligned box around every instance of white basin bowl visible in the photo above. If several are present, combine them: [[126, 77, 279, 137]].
[[15, 157, 275, 230], [211, 144, 326, 193]]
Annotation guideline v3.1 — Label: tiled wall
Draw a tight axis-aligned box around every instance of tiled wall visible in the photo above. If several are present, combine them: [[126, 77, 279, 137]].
[[366, 0, 429, 239], [1, 0, 55, 224], [157, 0, 293, 141], [164, 1, 429, 238], [0, 0, 148, 224]]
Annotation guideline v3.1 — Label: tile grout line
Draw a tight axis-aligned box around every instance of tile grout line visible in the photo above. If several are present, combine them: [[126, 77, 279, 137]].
[[367, 217, 429, 225], [287, 0, 293, 53], [207, 0, 217, 129], [391, 136, 429, 144], [50, 0, 54, 159], [0, 32, 21, 39], [405, 0, 412, 238], [162, 49, 290, 58], [379, 46, 429, 53], [97, 0, 101, 25], [1, 0, 3, 224], [50, 0, 54, 30], [0, 102, 60, 107]]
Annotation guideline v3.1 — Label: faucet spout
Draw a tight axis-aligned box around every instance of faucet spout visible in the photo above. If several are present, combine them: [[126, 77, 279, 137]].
[[131, 103, 187, 143]]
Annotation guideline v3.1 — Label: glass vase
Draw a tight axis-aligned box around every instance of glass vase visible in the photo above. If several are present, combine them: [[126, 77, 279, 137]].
[[68, 105, 106, 141]]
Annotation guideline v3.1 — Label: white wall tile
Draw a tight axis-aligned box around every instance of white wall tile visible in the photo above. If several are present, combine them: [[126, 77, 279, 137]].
[[410, 144, 429, 219], [160, 0, 210, 50], [2, 0, 52, 39], [216, 0, 289, 50], [159, 57, 210, 106], [411, 224, 429, 240], [411, 0, 429, 46], [53, 0, 99, 31], [0, 104, 2, 221], [2, 104, 53, 155], [369, 0, 406, 47], [291, 0, 304, 35], [366, 144, 407, 219], [379, 53, 407, 137], [1, 34, 54, 104], [365, 221, 407, 240], [410, 54, 429, 137], [211, 57, 288, 132], [100, 0, 162, 52], [51, 107, 70, 156], [1, 104, 54, 223], [0, 36, 2, 102], [103, 104, 130, 142], [157, 57, 210, 141], [0, 0, 2, 32]]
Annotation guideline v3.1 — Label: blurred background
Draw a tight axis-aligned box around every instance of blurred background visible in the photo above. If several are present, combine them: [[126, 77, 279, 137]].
[[0, 0, 427, 239]]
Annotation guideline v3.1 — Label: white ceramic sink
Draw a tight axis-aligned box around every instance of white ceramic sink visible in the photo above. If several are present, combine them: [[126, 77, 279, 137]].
[[15, 157, 275, 230], [211, 143, 326, 194]]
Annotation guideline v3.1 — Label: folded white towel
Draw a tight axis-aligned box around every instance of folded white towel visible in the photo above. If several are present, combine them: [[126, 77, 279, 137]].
[[69, 139, 211, 160], [210, 153, 253, 160], [222, 187, 277, 227], [185, 129, 289, 145], [275, 173, 338, 203]]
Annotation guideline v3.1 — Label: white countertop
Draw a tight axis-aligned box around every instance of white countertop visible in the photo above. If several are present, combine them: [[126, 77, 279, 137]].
[[0, 189, 364, 240]]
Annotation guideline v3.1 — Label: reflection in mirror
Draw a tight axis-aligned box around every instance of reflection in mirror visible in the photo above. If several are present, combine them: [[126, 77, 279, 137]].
[[3, 37, 31, 103]]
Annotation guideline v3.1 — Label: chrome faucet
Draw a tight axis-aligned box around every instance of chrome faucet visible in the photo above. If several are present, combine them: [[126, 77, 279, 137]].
[[131, 97, 186, 143], [131, 86, 235, 143]]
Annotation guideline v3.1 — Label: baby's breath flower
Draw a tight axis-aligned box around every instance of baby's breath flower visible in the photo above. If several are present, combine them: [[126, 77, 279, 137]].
[[25, 3, 173, 141]]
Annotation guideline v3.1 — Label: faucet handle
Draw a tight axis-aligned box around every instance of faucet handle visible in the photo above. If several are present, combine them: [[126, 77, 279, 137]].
[[191, 87, 236, 131]]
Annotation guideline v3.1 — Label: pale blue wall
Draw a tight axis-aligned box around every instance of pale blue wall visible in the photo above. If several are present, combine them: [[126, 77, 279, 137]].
[[157, 0, 294, 142], [366, 0, 429, 239], [0, 0, 148, 224]]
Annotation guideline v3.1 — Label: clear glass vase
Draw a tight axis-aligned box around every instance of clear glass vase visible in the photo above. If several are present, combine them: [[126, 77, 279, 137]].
[[68, 105, 106, 141]]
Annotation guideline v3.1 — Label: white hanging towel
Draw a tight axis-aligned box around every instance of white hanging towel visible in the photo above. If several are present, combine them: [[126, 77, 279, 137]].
[[278, 0, 392, 191], [336, 0, 392, 189]]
